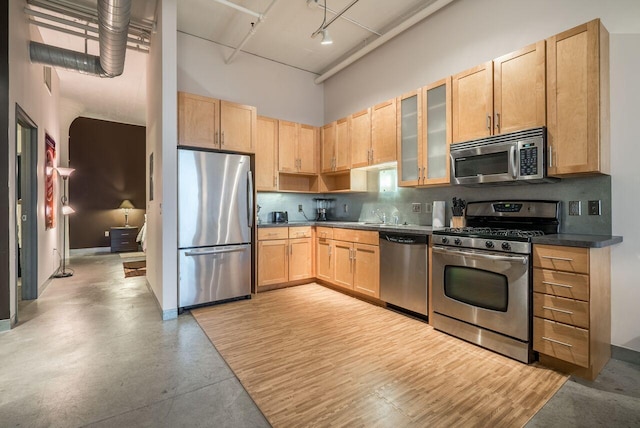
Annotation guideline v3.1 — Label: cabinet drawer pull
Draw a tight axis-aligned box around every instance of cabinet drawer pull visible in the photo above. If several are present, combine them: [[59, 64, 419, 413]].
[[542, 336, 572, 347], [543, 305, 574, 315], [542, 280, 573, 289], [541, 255, 574, 261]]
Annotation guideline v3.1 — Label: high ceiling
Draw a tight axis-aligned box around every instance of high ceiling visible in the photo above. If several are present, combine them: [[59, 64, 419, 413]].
[[26, 0, 451, 126]]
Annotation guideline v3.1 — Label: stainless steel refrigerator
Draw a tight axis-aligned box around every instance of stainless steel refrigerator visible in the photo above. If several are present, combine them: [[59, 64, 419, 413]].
[[178, 148, 254, 309]]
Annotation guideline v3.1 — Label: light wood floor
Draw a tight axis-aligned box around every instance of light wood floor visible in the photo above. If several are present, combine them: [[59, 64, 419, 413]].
[[193, 283, 567, 427]]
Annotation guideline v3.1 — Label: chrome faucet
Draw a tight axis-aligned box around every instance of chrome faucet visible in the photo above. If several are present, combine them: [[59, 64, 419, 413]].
[[372, 209, 386, 224]]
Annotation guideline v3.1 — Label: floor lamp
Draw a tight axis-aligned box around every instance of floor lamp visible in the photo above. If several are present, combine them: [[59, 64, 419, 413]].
[[53, 167, 75, 278]]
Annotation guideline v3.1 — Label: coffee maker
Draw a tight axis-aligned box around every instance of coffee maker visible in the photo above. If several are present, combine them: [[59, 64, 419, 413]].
[[314, 198, 334, 221]]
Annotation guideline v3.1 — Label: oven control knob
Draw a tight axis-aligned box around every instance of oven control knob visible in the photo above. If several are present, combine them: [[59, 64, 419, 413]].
[[441, 237, 449, 244], [454, 238, 462, 245], [501, 242, 511, 251], [485, 241, 494, 249]]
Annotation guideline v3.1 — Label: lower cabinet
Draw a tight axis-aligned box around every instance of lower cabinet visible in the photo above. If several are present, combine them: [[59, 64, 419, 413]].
[[258, 227, 313, 288], [532, 244, 611, 380], [315, 228, 380, 299]]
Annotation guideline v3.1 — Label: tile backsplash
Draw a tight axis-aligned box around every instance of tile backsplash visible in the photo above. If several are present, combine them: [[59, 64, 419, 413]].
[[257, 174, 612, 235]]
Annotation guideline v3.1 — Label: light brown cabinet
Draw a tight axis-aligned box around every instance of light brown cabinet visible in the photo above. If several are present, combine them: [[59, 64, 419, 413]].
[[257, 227, 313, 288], [452, 41, 546, 143], [256, 116, 278, 191], [322, 119, 350, 173], [178, 92, 256, 153], [350, 108, 372, 168], [371, 98, 398, 165], [278, 120, 318, 174], [532, 244, 611, 380], [546, 19, 610, 177], [318, 228, 380, 298]]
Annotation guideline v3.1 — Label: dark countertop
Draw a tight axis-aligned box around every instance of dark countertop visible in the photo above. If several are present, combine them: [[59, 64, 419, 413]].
[[258, 221, 433, 235], [258, 223, 622, 247], [532, 234, 623, 248]]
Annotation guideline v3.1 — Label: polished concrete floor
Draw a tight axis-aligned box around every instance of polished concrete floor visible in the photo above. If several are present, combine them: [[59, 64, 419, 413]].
[[1, 253, 638, 427]]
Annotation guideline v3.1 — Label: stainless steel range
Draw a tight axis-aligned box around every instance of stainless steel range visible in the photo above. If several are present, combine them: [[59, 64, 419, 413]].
[[431, 200, 560, 363]]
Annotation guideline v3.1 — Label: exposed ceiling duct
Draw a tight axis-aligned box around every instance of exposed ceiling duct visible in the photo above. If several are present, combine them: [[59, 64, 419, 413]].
[[29, 0, 132, 78]]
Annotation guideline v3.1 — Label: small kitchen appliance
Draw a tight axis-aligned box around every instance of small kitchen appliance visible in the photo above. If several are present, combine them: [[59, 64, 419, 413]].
[[431, 200, 560, 363], [272, 211, 288, 223], [314, 198, 334, 221]]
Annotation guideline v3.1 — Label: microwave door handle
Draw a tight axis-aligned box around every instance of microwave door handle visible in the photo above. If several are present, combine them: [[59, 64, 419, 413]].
[[510, 145, 518, 179], [432, 245, 528, 264]]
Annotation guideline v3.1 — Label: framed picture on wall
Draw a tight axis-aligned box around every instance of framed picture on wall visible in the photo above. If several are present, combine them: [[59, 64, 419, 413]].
[[45, 133, 55, 229], [149, 152, 154, 201]]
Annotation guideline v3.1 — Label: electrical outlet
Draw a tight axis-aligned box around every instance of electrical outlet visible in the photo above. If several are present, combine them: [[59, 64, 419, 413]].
[[568, 201, 581, 216], [104, 231, 109, 237], [412, 203, 421, 213], [588, 200, 601, 215], [424, 203, 432, 214], [298, 204, 303, 212]]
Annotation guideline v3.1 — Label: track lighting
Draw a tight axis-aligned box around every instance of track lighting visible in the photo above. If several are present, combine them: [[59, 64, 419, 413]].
[[320, 28, 333, 45]]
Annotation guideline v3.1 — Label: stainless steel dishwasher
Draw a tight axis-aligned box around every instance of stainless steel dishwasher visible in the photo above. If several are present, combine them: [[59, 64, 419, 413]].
[[379, 231, 428, 316]]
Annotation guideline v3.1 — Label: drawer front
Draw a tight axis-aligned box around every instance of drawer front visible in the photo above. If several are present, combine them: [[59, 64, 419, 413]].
[[333, 228, 378, 246], [533, 268, 590, 301], [533, 245, 589, 273], [111, 228, 137, 239], [533, 317, 589, 368], [316, 227, 333, 240], [258, 228, 289, 241], [289, 226, 312, 238], [533, 293, 589, 329]]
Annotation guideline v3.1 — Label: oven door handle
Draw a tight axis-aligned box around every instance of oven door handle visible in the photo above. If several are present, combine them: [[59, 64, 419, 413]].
[[432, 245, 528, 264]]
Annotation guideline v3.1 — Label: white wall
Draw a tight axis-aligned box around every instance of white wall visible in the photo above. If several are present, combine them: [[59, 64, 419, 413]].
[[324, 0, 640, 351], [146, 0, 178, 319], [8, 0, 62, 320], [177, 33, 324, 127]]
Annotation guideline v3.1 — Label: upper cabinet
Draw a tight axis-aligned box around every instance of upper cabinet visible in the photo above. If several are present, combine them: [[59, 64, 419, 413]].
[[322, 118, 351, 173], [321, 122, 336, 173], [451, 41, 546, 143], [177, 92, 256, 153], [546, 19, 610, 177], [256, 116, 278, 191], [350, 108, 372, 168], [278, 121, 318, 175], [423, 78, 452, 185], [397, 79, 452, 187], [371, 98, 398, 164], [397, 89, 423, 187]]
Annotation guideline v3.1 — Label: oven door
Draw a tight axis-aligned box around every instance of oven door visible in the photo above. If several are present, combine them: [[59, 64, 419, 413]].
[[431, 245, 530, 341]]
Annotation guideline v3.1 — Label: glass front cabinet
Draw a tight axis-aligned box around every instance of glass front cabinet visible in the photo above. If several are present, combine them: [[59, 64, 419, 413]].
[[397, 78, 451, 187]]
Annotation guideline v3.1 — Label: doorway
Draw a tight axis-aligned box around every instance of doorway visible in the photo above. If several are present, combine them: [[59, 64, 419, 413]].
[[15, 105, 38, 309]]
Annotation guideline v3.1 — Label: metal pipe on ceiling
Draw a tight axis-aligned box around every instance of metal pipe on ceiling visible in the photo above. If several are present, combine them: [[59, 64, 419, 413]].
[[212, 0, 262, 19], [225, 0, 279, 64], [29, 0, 135, 77], [314, 0, 455, 84]]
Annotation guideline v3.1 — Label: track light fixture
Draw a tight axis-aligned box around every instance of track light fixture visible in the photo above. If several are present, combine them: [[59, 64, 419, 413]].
[[320, 28, 333, 45], [311, 0, 333, 46]]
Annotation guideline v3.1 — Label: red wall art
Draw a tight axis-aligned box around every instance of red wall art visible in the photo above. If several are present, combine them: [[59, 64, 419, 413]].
[[45, 133, 55, 230]]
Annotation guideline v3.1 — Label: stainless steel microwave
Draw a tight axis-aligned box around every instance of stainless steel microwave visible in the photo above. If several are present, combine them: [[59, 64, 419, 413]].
[[450, 127, 555, 185]]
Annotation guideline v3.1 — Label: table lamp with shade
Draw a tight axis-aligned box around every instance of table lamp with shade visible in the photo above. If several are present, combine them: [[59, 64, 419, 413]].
[[119, 199, 135, 227]]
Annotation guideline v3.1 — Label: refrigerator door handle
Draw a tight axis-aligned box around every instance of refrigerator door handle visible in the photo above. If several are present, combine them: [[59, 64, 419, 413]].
[[185, 245, 250, 257], [247, 170, 254, 228]]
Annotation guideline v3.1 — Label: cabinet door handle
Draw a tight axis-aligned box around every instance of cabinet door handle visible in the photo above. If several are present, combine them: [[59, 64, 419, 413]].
[[542, 280, 573, 289], [543, 306, 574, 315], [290, 244, 293, 255], [495, 113, 500, 131], [542, 255, 574, 262], [548, 146, 553, 168], [215, 130, 219, 146], [221, 130, 225, 145], [486, 114, 491, 131], [370, 149, 374, 164], [542, 336, 572, 348], [328, 245, 332, 258]]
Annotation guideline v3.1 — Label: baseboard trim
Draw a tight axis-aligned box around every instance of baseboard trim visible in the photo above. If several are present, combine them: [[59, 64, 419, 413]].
[[144, 278, 178, 321], [612, 345, 640, 366], [0, 318, 12, 332]]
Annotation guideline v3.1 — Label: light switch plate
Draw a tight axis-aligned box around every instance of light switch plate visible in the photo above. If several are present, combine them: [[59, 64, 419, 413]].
[[588, 200, 601, 215], [412, 203, 421, 213], [569, 201, 581, 216], [104, 231, 109, 237]]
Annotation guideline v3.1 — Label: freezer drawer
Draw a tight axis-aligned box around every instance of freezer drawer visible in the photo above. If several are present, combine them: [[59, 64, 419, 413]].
[[179, 244, 251, 308]]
